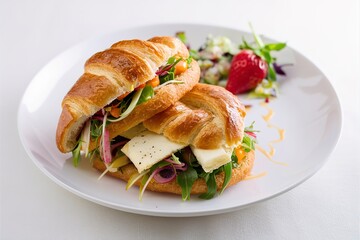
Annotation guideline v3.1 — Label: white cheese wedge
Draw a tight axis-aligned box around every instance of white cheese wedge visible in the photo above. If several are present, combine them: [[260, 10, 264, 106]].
[[190, 146, 233, 173], [121, 131, 186, 173]]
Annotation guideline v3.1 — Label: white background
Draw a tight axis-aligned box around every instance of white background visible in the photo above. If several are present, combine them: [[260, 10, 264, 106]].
[[1, 0, 359, 239]]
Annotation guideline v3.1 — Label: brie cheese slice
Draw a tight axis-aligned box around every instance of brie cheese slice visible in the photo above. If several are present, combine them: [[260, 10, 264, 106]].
[[121, 131, 186, 173], [190, 146, 233, 173]]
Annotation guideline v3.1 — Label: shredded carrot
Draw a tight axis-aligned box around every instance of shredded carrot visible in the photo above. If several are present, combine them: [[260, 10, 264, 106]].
[[174, 60, 187, 75], [110, 107, 121, 118], [147, 75, 160, 88], [235, 146, 246, 161]]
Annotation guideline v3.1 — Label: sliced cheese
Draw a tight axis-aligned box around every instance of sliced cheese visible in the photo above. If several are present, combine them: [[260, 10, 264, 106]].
[[190, 146, 233, 173], [121, 131, 186, 173]]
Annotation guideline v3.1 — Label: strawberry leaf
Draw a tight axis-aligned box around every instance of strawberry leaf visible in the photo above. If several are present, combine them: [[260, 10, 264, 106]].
[[260, 49, 272, 63], [264, 43, 287, 51], [267, 64, 277, 81], [240, 37, 254, 51], [240, 24, 287, 83]]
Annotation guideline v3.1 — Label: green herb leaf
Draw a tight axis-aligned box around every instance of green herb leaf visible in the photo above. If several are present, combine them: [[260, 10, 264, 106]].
[[220, 162, 232, 194], [171, 153, 181, 164], [160, 72, 175, 84], [261, 49, 272, 63], [231, 151, 239, 168], [185, 56, 193, 65], [267, 63, 277, 81], [137, 85, 154, 105], [176, 166, 198, 201], [264, 42, 287, 51], [90, 119, 102, 139], [189, 49, 199, 60], [107, 87, 143, 123], [175, 31, 187, 44], [240, 37, 253, 51], [244, 121, 259, 132], [249, 22, 264, 48], [199, 172, 217, 199], [167, 56, 177, 64], [72, 141, 82, 167], [241, 133, 257, 152], [150, 160, 171, 172], [239, 23, 287, 85], [139, 172, 150, 200]]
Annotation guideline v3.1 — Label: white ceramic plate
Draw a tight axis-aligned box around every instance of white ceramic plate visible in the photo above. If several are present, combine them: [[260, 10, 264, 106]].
[[18, 23, 342, 217]]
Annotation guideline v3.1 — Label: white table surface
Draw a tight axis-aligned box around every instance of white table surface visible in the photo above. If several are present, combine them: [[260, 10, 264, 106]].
[[1, 0, 359, 239]]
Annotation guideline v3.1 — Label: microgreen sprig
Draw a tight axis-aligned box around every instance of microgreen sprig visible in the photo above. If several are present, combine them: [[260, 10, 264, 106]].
[[240, 23, 287, 82]]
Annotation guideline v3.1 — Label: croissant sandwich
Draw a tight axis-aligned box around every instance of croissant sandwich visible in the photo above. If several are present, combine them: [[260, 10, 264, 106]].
[[92, 84, 257, 200], [56, 36, 200, 158]]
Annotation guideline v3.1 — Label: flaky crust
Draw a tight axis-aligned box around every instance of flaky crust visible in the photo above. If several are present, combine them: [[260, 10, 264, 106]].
[[143, 84, 247, 149], [56, 36, 193, 153], [92, 150, 254, 195]]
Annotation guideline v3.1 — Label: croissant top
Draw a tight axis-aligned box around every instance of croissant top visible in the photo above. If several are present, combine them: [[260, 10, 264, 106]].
[[143, 83, 247, 149], [56, 36, 199, 153]]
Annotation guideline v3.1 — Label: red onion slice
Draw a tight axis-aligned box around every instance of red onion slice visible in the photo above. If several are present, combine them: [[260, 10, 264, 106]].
[[153, 165, 176, 183], [245, 131, 257, 139], [111, 141, 128, 151], [174, 163, 188, 172], [92, 115, 104, 121], [102, 129, 112, 164], [164, 158, 185, 166], [100, 113, 112, 164]]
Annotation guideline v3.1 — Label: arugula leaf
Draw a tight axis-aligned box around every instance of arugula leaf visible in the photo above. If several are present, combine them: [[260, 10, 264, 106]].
[[160, 72, 175, 84], [175, 32, 198, 61], [220, 162, 232, 194], [166, 56, 178, 65], [231, 151, 239, 168], [150, 160, 171, 172], [159, 57, 183, 84], [241, 133, 257, 152], [72, 141, 82, 167], [175, 31, 187, 44], [107, 88, 143, 123], [90, 119, 102, 139], [176, 166, 198, 201], [244, 121, 259, 133], [199, 172, 217, 199], [137, 85, 154, 105]]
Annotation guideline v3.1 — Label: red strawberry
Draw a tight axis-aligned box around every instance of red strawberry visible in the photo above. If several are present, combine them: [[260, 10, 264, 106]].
[[226, 50, 268, 94]]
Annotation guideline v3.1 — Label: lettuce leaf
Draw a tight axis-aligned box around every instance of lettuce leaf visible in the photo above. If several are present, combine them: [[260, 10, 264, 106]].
[[199, 172, 217, 199], [176, 166, 198, 201]]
